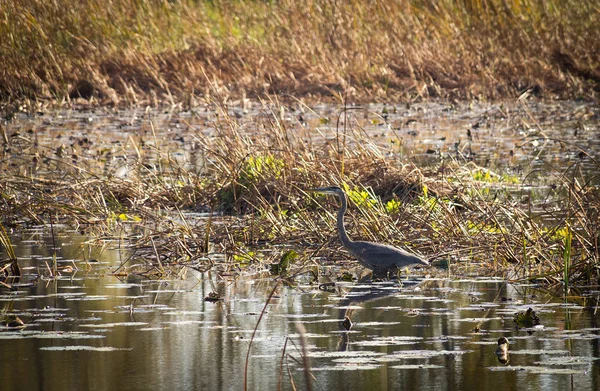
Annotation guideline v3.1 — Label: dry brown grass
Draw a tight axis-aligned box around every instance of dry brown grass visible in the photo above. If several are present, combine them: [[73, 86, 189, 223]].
[[0, 98, 598, 286], [1, 0, 598, 107]]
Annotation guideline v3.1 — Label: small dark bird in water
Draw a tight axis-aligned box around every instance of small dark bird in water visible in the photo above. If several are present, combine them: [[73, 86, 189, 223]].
[[342, 316, 353, 331], [310, 186, 429, 276], [3, 315, 25, 329], [495, 337, 510, 365]]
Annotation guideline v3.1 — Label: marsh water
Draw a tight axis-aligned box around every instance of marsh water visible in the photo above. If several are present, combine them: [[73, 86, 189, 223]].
[[2, 230, 600, 390], [2, 101, 600, 390], [3, 100, 599, 185]]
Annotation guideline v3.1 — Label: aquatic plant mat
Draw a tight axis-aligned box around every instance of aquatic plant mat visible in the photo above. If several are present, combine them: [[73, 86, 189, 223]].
[[1, 0, 598, 106], [1, 99, 598, 288]]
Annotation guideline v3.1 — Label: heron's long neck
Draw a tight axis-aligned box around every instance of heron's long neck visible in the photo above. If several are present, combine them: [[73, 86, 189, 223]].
[[336, 193, 353, 246]]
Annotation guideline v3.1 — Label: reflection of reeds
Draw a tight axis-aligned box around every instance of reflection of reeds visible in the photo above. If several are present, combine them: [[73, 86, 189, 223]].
[[244, 281, 279, 391], [0, 223, 20, 278], [0, 100, 598, 286], [563, 222, 572, 292], [1, 0, 598, 105]]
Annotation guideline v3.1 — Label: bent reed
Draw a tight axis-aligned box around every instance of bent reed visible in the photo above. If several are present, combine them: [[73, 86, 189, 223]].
[[0, 98, 598, 287]]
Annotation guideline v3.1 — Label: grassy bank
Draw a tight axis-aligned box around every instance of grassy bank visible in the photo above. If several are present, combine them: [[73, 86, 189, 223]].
[[1, 0, 599, 106]]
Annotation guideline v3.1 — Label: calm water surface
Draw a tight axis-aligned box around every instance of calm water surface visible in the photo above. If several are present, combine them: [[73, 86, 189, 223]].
[[4, 100, 599, 184], [2, 232, 599, 390]]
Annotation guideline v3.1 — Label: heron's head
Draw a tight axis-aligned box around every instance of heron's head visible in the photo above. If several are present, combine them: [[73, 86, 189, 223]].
[[308, 186, 344, 196]]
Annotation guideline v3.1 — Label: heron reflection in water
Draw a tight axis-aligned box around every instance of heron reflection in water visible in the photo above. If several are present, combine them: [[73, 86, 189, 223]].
[[310, 186, 429, 277]]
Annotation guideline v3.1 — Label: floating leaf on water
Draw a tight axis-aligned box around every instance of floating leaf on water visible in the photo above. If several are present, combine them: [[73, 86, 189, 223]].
[[354, 321, 402, 327], [280, 313, 328, 319], [78, 322, 148, 328], [488, 365, 585, 374], [429, 308, 455, 315], [66, 296, 109, 301], [535, 356, 599, 365], [376, 350, 471, 361], [332, 357, 380, 364], [353, 336, 421, 347], [49, 293, 87, 298], [333, 305, 363, 310], [427, 336, 470, 342], [286, 333, 331, 338], [145, 290, 187, 293], [31, 332, 106, 340], [301, 319, 345, 324], [229, 329, 270, 334], [83, 310, 116, 314], [390, 364, 445, 369], [162, 320, 216, 326], [469, 341, 503, 346], [232, 335, 277, 343], [558, 333, 600, 340], [311, 364, 381, 371], [34, 317, 75, 323], [105, 284, 143, 289], [509, 349, 570, 355], [121, 309, 158, 315], [495, 308, 525, 315], [0, 297, 32, 304], [341, 284, 375, 289], [40, 346, 131, 352], [138, 327, 169, 331], [470, 303, 500, 308], [424, 298, 455, 304], [138, 304, 173, 310], [329, 330, 361, 334], [163, 311, 204, 315], [454, 317, 503, 323], [307, 350, 385, 359], [472, 278, 507, 283], [395, 295, 435, 300]]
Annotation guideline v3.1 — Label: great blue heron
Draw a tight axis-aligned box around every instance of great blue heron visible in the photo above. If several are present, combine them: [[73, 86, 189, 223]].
[[310, 186, 429, 276]]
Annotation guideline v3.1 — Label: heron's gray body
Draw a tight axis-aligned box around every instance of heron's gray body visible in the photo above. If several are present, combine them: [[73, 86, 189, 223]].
[[311, 186, 429, 275]]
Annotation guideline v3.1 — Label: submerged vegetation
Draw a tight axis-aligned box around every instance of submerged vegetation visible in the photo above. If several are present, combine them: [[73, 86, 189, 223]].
[[1, 0, 599, 106]]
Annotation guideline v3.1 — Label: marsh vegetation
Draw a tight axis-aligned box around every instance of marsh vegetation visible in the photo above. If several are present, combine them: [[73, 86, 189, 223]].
[[1, 2, 599, 389], [1, 0, 598, 106], [1, 100, 598, 288]]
